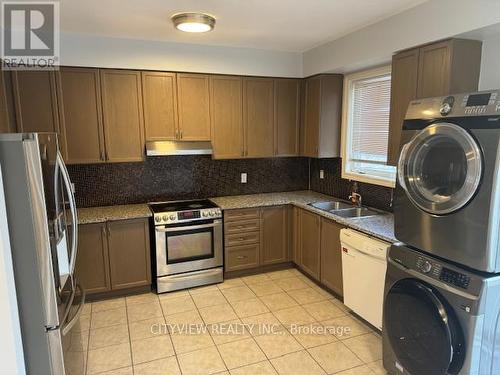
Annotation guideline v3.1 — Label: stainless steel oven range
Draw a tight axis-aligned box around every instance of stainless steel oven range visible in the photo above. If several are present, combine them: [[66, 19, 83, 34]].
[[149, 199, 223, 293]]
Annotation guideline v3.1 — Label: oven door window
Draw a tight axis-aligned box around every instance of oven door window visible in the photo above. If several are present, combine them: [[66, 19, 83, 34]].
[[166, 226, 214, 264]]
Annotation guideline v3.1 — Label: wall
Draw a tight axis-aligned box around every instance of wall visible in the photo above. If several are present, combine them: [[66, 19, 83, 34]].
[[309, 158, 393, 212], [479, 33, 500, 90], [60, 32, 302, 78], [303, 0, 500, 76], [68, 156, 309, 207]]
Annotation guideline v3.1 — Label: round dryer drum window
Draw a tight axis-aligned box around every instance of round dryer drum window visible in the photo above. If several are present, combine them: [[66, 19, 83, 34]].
[[384, 279, 465, 375], [398, 122, 482, 215]]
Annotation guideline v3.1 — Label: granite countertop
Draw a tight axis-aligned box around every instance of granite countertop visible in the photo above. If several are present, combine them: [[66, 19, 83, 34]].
[[211, 190, 396, 243], [77, 204, 152, 224], [76, 190, 395, 242]]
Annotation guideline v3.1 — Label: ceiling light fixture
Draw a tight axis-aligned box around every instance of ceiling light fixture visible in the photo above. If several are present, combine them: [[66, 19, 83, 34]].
[[171, 12, 216, 33]]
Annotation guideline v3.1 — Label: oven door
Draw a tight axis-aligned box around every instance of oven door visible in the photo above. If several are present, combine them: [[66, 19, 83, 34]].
[[155, 219, 223, 276]]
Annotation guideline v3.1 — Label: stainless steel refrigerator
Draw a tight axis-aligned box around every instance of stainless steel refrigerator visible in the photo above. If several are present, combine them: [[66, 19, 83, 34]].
[[0, 133, 86, 375]]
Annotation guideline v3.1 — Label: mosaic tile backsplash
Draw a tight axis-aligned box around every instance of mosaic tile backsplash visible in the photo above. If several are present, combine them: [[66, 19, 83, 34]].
[[68, 156, 309, 208], [309, 158, 393, 212]]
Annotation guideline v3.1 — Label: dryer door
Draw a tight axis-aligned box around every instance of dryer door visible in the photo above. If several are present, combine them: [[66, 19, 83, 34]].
[[398, 122, 482, 215], [384, 279, 465, 375]]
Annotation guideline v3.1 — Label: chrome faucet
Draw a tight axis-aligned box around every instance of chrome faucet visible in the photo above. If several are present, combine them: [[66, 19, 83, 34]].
[[349, 192, 362, 207]]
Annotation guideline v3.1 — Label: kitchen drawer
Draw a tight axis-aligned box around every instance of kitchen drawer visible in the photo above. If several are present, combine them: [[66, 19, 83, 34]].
[[224, 219, 260, 234], [225, 244, 260, 271], [224, 208, 260, 222], [225, 231, 260, 247]]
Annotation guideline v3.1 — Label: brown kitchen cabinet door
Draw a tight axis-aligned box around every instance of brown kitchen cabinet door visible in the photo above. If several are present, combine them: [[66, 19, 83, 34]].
[[177, 73, 211, 141], [56, 67, 105, 164], [11, 70, 60, 134], [243, 78, 274, 158], [387, 49, 419, 166], [210, 75, 244, 159], [299, 209, 321, 280], [274, 79, 300, 156], [320, 218, 345, 296], [292, 206, 301, 265], [100, 69, 145, 162], [303, 77, 321, 157], [142, 71, 178, 141], [0, 70, 15, 133], [107, 218, 151, 290], [260, 206, 288, 265], [75, 223, 111, 294], [417, 41, 451, 99], [302, 75, 342, 158]]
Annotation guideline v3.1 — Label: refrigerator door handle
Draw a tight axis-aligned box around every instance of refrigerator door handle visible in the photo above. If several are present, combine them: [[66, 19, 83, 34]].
[[61, 283, 86, 336], [56, 151, 78, 276]]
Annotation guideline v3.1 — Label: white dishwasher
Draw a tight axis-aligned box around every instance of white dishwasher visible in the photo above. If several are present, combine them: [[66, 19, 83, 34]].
[[340, 228, 390, 331]]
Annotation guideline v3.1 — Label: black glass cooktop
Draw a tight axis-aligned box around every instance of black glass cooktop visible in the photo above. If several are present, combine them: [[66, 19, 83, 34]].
[[149, 199, 218, 213]]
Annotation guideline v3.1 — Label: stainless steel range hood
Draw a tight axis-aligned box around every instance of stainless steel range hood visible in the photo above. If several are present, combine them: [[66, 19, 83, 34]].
[[146, 141, 213, 156]]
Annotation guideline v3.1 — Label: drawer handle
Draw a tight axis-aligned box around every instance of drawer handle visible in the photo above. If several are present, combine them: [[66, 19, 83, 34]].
[[237, 225, 244, 229], [236, 255, 248, 260], [239, 237, 245, 241]]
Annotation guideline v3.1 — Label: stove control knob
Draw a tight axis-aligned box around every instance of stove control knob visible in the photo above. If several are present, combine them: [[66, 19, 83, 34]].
[[155, 216, 161, 222], [203, 211, 209, 217], [162, 215, 168, 222], [421, 261, 432, 273], [209, 211, 215, 217], [169, 214, 176, 221]]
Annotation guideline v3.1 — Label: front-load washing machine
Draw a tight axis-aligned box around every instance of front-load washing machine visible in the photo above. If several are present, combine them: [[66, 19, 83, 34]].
[[383, 243, 500, 375], [394, 90, 500, 272]]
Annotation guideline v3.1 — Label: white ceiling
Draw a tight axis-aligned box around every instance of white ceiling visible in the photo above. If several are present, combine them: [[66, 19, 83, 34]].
[[60, 0, 428, 52]]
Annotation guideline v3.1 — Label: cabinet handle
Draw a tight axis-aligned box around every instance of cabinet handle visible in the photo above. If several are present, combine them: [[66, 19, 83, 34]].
[[236, 255, 247, 260], [107, 226, 111, 237], [239, 237, 245, 241], [101, 226, 106, 237], [104, 149, 108, 161], [100, 149, 105, 161], [237, 225, 244, 229], [180, 131, 183, 139]]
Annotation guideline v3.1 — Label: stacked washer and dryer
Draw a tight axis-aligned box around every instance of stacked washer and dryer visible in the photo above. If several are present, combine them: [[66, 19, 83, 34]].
[[384, 91, 500, 375]]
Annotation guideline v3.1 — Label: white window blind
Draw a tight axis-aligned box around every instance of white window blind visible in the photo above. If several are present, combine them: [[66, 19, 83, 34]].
[[351, 75, 391, 163], [342, 66, 396, 187]]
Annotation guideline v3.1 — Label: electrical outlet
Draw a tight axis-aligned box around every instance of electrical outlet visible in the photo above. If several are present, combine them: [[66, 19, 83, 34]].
[[241, 173, 247, 184], [320, 170, 325, 179]]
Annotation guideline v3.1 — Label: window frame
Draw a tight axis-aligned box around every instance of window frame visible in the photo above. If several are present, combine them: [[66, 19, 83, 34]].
[[341, 65, 396, 188]]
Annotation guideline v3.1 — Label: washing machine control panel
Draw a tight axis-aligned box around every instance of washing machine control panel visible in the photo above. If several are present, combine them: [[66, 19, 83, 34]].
[[439, 268, 471, 289], [416, 257, 442, 277]]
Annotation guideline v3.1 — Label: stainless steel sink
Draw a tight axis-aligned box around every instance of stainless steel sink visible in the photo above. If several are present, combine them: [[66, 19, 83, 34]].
[[309, 201, 352, 211], [331, 207, 379, 218]]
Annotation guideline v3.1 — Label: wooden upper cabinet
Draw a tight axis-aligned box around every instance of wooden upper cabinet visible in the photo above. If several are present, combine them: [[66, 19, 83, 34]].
[[100, 69, 145, 162], [107, 218, 151, 290], [243, 78, 274, 158], [56, 68, 105, 164], [142, 71, 178, 141], [75, 223, 111, 295], [11, 70, 60, 134], [274, 79, 300, 156], [260, 206, 288, 265], [417, 41, 452, 99], [299, 209, 321, 280], [320, 218, 345, 296], [177, 73, 211, 141], [387, 38, 482, 165], [0, 70, 15, 133], [387, 50, 419, 166], [210, 76, 244, 159], [302, 75, 343, 158]]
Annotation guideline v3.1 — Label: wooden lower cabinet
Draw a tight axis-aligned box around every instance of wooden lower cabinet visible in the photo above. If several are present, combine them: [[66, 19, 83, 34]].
[[225, 244, 260, 272], [75, 223, 111, 294], [320, 218, 345, 296], [107, 218, 151, 290], [261, 206, 288, 265], [298, 209, 321, 280], [76, 218, 151, 296]]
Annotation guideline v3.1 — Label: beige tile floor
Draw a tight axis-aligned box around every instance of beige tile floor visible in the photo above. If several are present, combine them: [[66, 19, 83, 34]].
[[77, 268, 387, 375]]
